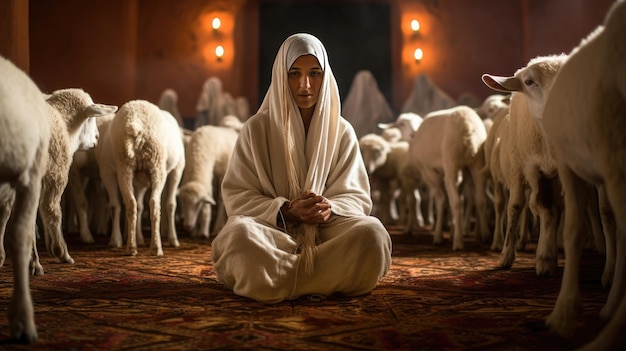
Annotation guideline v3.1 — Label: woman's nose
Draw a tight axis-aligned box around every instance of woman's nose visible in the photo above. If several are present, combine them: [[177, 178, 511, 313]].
[[300, 76, 311, 89]]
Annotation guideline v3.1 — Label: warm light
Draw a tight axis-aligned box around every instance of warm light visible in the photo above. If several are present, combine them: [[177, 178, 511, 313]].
[[215, 45, 224, 61], [411, 19, 420, 32], [212, 17, 221, 30], [414, 48, 423, 62]]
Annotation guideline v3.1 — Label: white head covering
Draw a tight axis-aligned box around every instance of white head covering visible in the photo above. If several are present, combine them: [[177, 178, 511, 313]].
[[258, 33, 341, 275]]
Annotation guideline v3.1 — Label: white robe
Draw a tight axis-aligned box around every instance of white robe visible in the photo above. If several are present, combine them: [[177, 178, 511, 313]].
[[211, 111, 392, 303]]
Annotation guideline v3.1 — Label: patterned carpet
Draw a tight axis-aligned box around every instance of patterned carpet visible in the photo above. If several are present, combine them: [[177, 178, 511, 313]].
[[0, 225, 609, 350]]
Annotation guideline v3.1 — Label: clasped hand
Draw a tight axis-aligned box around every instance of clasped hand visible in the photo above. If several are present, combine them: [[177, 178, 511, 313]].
[[281, 190, 331, 224]]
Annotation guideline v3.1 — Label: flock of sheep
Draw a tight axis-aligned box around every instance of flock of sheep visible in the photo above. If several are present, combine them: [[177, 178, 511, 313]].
[[360, 1, 625, 350], [0, 0, 624, 348], [0, 54, 244, 342]]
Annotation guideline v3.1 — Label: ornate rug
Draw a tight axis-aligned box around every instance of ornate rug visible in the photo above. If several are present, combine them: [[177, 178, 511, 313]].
[[0, 226, 609, 350]]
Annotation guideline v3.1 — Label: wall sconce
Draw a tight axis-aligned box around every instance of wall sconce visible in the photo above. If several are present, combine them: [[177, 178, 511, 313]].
[[414, 48, 423, 63], [212, 17, 221, 32], [411, 19, 420, 34], [215, 45, 224, 62]]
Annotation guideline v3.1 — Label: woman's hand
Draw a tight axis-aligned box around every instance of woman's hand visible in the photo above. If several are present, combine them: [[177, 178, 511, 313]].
[[281, 190, 331, 224]]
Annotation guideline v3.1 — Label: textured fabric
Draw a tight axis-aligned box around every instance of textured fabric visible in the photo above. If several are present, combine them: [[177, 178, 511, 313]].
[[401, 73, 456, 116], [157, 88, 183, 126], [341, 70, 395, 138], [195, 76, 227, 128], [211, 33, 390, 302]]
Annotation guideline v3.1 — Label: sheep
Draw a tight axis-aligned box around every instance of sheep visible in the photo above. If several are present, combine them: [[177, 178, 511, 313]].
[[2, 88, 117, 269], [482, 54, 568, 275], [481, 104, 535, 253], [475, 94, 509, 121], [358, 133, 423, 230], [64, 115, 116, 245], [405, 105, 489, 250], [35, 89, 117, 266], [177, 124, 238, 238], [536, 1, 626, 348], [104, 100, 185, 256], [377, 112, 424, 142], [380, 127, 403, 143], [218, 114, 245, 132], [0, 55, 50, 343]]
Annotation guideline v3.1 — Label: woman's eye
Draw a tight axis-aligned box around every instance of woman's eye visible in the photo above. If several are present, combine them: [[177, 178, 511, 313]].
[[288, 71, 299, 78], [310, 71, 322, 77]]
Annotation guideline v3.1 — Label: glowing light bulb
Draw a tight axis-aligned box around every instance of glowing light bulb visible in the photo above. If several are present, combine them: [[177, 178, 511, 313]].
[[215, 45, 224, 61], [212, 17, 221, 30], [414, 48, 423, 62], [411, 19, 420, 33]]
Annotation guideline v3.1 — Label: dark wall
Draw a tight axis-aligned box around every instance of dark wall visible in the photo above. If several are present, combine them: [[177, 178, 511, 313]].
[[258, 1, 391, 109]]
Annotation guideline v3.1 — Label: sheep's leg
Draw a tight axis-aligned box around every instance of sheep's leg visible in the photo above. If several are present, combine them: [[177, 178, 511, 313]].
[[597, 185, 616, 288], [134, 186, 148, 247], [490, 181, 505, 251], [461, 178, 475, 238], [29, 237, 43, 276], [444, 167, 464, 251], [471, 164, 491, 245], [534, 175, 560, 276], [500, 176, 525, 269], [400, 172, 422, 234], [401, 184, 422, 234], [68, 168, 95, 243], [196, 204, 212, 238], [7, 182, 40, 343], [163, 164, 183, 247], [546, 166, 586, 337], [101, 169, 123, 247], [378, 180, 393, 225], [148, 172, 166, 256], [0, 191, 12, 266], [117, 169, 138, 256], [586, 185, 605, 255], [600, 170, 626, 321], [40, 178, 74, 264]]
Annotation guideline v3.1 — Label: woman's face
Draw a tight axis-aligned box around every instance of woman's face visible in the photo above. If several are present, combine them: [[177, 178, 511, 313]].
[[288, 54, 323, 110]]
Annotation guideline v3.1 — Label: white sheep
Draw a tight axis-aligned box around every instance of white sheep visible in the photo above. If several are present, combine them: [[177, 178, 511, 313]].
[[379, 127, 403, 143], [36, 89, 117, 266], [537, 1, 626, 348], [482, 54, 568, 276], [64, 115, 115, 245], [0, 55, 51, 343], [177, 124, 238, 238], [405, 105, 489, 250], [105, 100, 185, 256], [475, 94, 509, 121], [377, 112, 423, 142], [359, 133, 423, 230]]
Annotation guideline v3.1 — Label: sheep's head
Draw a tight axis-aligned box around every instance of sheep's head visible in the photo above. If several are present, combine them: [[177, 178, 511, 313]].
[[47, 89, 118, 152], [475, 94, 509, 120], [378, 113, 422, 142], [359, 134, 391, 174], [177, 182, 216, 232], [481, 54, 567, 120]]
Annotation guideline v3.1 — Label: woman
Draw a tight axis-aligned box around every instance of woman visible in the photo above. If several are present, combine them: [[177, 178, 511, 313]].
[[211, 33, 392, 303]]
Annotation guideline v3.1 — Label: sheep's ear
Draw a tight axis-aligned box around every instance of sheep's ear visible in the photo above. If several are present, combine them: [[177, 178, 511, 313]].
[[481, 74, 522, 93], [85, 103, 118, 117], [201, 195, 216, 206], [377, 122, 394, 130]]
